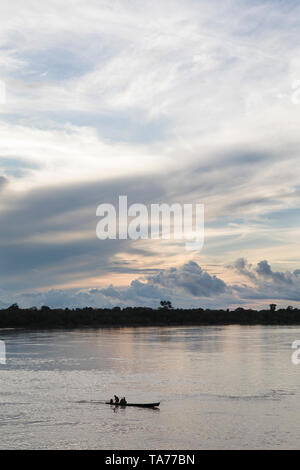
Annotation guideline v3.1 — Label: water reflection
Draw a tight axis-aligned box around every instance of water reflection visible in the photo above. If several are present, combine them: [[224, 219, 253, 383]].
[[1, 325, 300, 448]]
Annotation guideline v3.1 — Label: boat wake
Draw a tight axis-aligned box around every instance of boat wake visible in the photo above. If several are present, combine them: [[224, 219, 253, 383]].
[[219, 389, 295, 401]]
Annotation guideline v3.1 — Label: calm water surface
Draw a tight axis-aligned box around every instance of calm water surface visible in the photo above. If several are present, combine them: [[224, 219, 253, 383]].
[[1, 325, 300, 449]]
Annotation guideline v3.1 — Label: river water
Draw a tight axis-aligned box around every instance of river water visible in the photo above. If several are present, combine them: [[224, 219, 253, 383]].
[[1, 325, 300, 449]]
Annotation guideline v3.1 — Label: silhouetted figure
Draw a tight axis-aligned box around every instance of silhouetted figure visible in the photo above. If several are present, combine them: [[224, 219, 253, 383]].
[[110, 398, 114, 404], [114, 395, 119, 403], [120, 397, 127, 405], [270, 304, 277, 312]]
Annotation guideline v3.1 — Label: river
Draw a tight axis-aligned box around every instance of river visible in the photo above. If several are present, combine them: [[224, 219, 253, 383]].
[[1, 325, 300, 449]]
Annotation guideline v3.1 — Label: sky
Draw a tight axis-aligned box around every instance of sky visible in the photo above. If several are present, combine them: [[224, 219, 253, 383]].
[[0, 0, 300, 309]]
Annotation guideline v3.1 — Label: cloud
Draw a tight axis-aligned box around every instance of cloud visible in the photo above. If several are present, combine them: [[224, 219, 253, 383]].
[[0, 1, 300, 302], [231, 258, 296, 286], [230, 258, 300, 303], [0, 173, 166, 290], [146, 261, 227, 297], [18, 288, 114, 309], [2, 258, 300, 310], [0, 174, 8, 189], [229, 258, 257, 282], [255, 260, 292, 284]]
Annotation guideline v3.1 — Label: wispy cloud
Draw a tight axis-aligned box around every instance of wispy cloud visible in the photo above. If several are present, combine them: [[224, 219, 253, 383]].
[[0, 1, 300, 305]]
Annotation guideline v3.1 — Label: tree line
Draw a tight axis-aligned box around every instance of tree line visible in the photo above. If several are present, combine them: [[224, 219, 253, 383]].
[[0, 301, 299, 328]]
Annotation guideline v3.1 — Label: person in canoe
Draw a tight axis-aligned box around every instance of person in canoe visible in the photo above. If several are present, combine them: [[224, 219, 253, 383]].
[[114, 395, 120, 403], [120, 397, 127, 405]]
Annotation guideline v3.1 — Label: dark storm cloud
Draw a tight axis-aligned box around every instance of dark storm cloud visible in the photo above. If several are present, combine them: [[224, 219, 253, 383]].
[[0, 173, 165, 242], [231, 258, 295, 286], [255, 260, 292, 284], [229, 258, 257, 281], [0, 173, 166, 290], [230, 258, 300, 303]]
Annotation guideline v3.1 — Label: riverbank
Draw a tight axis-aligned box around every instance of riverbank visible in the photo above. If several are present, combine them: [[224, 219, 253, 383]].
[[0, 306, 300, 328]]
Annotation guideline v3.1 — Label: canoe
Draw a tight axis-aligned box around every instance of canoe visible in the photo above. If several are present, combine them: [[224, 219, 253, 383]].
[[106, 402, 160, 408]]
